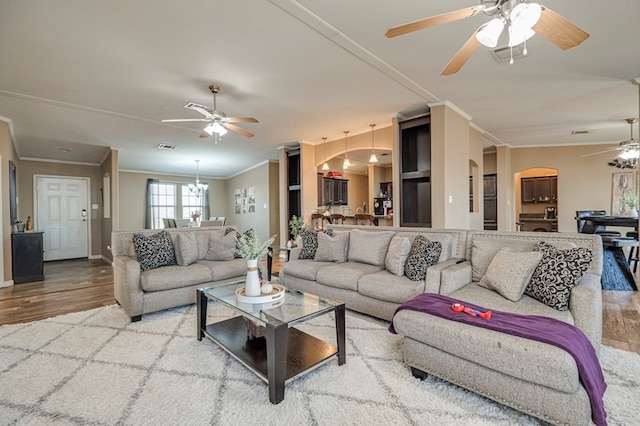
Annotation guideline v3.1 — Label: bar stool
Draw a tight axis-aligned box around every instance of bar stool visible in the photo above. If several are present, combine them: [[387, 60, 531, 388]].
[[627, 231, 639, 273]]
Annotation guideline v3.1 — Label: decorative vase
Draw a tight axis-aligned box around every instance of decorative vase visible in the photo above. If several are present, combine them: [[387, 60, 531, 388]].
[[245, 258, 261, 297], [295, 235, 302, 247]]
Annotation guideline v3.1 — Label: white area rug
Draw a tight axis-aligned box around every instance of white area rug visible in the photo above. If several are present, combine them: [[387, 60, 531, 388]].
[[0, 304, 638, 425]]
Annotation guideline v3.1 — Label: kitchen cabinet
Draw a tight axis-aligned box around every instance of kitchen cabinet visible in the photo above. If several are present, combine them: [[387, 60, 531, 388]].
[[12, 232, 44, 284], [322, 178, 348, 205], [521, 176, 558, 204]]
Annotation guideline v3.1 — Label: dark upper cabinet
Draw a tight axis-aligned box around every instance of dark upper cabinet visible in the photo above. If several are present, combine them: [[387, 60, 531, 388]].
[[521, 176, 558, 204], [322, 178, 348, 205]]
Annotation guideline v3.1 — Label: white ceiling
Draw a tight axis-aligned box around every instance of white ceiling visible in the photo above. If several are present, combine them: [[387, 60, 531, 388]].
[[1, 0, 639, 178]]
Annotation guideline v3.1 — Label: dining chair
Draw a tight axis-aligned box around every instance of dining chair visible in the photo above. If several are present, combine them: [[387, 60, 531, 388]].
[[311, 213, 325, 230], [330, 213, 345, 225], [354, 213, 374, 226], [200, 220, 223, 227], [216, 216, 226, 226]]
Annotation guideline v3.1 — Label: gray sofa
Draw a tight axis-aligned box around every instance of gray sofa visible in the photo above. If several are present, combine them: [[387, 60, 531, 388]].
[[280, 225, 468, 321], [391, 230, 603, 426], [112, 227, 248, 321]]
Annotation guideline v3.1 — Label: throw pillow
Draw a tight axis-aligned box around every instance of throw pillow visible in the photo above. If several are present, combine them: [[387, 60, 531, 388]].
[[524, 241, 593, 311], [314, 232, 349, 263], [298, 229, 334, 260], [479, 247, 542, 302], [174, 232, 198, 266], [348, 230, 395, 266], [385, 236, 411, 276], [404, 235, 442, 281], [205, 231, 238, 261], [132, 230, 177, 272]]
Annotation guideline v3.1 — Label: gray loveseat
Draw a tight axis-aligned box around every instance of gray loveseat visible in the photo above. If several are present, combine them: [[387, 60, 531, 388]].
[[391, 230, 603, 426], [280, 225, 468, 321], [112, 227, 248, 321]]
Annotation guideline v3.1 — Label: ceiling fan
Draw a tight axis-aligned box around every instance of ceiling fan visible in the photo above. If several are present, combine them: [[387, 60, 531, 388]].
[[162, 85, 258, 143], [385, 0, 589, 76]]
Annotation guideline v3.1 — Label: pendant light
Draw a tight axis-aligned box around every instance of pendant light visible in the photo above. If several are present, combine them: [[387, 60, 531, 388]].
[[343, 131, 351, 169], [188, 160, 208, 195], [369, 124, 378, 163], [321, 137, 330, 170]]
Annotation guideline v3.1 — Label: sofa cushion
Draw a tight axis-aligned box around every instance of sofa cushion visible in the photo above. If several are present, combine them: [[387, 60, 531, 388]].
[[133, 230, 177, 272], [198, 258, 247, 281], [174, 232, 198, 266], [385, 236, 412, 276], [347, 229, 395, 266], [281, 259, 334, 281], [479, 248, 542, 302], [298, 229, 334, 260], [140, 264, 212, 292], [397, 232, 452, 263], [358, 270, 425, 304], [315, 232, 349, 263], [316, 262, 383, 291], [524, 242, 593, 311], [405, 236, 442, 281], [224, 227, 241, 258], [205, 231, 237, 261]]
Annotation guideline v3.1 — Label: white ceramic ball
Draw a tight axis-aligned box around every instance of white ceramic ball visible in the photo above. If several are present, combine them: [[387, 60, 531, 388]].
[[261, 284, 273, 294]]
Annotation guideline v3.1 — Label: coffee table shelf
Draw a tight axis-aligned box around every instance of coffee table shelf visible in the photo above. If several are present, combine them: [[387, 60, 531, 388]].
[[203, 316, 338, 382]]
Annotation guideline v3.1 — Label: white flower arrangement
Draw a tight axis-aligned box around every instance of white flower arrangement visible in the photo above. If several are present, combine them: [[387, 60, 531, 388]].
[[235, 232, 276, 260]]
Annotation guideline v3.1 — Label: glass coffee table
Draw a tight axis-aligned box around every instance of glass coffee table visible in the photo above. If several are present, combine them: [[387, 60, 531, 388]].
[[197, 282, 346, 404]]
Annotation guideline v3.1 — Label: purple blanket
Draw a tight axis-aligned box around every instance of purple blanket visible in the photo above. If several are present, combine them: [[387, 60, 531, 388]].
[[389, 293, 607, 426]]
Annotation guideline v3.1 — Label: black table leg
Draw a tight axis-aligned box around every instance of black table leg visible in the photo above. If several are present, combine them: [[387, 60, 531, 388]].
[[335, 303, 346, 365], [197, 289, 207, 341], [612, 247, 638, 289], [266, 322, 288, 404]]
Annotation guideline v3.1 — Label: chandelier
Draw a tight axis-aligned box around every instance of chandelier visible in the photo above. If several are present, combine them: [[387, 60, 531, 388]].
[[188, 160, 208, 195]]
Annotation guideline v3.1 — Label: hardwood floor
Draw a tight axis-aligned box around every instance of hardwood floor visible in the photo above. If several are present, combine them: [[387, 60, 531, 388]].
[[1, 256, 638, 355]]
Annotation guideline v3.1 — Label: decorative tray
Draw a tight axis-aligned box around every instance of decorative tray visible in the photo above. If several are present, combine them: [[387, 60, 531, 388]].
[[235, 284, 286, 304]]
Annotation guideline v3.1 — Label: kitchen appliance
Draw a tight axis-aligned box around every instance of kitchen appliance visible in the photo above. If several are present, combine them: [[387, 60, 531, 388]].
[[545, 207, 557, 219], [383, 200, 393, 216], [373, 198, 384, 215]]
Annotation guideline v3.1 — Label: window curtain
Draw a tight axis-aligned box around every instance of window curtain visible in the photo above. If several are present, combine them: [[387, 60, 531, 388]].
[[202, 188, 210, 220], [145, 179, 159, 229]]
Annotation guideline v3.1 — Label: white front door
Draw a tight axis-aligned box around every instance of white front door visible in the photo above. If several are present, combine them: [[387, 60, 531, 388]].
[[35, 176, 90, 261]]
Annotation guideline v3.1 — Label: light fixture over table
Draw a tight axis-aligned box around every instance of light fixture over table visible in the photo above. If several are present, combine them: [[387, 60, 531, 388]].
[[343, 131, 351, 169], [321, 137, 330, 171], [188, 160, 208, 195], [369, 124, 378, 163]]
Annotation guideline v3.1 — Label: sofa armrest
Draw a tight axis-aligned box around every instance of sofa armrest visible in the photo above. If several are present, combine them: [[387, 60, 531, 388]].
[[113, 256, 143, 319], [569, 273, 603, 353], [289, 246, 302, 261], [424, 259, 460, 293], [439, 260, 472, 295]]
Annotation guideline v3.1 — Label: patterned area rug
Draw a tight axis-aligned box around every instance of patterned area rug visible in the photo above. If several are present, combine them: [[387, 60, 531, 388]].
[[0, 304, 638, 425]]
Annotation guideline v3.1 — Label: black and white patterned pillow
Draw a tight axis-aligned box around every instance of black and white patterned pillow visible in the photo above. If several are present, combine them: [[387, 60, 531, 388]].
[[524, 241, 593, 311], [133, 230, 177, 272], [299, 229, 334, 260], [404, 235, 442, 281], [224, 227, 241, 258]]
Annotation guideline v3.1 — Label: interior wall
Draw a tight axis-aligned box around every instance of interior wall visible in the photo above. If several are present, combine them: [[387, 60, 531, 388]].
[[342, 171, 368, 214], [0, 121, 18, 284], [484, 151, 497, 175], [117, 171, 226, 231], [510, 144, 622, 232], [225, 162, 272, 241], [468, 127, 484, 230], [100, 149, 118, 261], [18, 159, 103, 259]]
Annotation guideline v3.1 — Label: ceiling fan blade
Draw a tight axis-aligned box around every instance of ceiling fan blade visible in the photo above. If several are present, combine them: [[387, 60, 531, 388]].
[[161, 118, 208, 122], [199, 131, 210, 138], [386, 6, 482, 38], [580, 147, 623, 157], [532, 7, 589, 50], [190, 105, 215, 119], [441, 30, 481, 76], [225, 123, 254, 138], [226, 117, 259, 123]]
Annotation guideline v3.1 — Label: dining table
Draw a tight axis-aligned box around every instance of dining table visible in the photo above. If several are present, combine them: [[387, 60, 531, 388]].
[[582, 215, 638, 290]]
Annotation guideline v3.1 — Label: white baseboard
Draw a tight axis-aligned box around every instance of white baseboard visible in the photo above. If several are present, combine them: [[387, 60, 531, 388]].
[[89, 254, 102, 260], [1, 280, 14, 288], [101, 255, 112, 265]]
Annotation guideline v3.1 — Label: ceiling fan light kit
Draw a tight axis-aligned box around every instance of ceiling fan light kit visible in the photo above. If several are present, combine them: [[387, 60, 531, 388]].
[[386, 0, 589, 75]]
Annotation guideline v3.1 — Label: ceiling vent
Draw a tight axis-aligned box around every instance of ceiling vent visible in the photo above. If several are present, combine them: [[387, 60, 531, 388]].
[[157, 143, 176, 150], [490, 44, 526, 63], [572, 130, 589, 135]]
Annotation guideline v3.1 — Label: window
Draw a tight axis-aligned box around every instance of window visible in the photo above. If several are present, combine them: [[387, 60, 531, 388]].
[[181, 185, 206, 220], [149, 182, 176, 229]]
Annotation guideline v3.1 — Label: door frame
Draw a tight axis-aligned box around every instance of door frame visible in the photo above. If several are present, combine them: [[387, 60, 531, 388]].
[[33, 174, 92, 260]]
